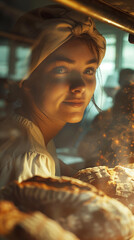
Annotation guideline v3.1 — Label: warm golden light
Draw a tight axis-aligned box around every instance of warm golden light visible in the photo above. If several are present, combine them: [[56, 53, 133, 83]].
[[115, 140, 119, 145], [53, 0, 89, 15]]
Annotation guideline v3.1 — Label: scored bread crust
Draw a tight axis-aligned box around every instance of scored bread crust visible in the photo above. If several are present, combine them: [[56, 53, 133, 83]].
[[0, 176, 134, 240], [74, 165, 134, 213]]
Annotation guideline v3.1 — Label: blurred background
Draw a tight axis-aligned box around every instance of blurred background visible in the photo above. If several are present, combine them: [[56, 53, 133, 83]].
[[0, 0, 134, 169]]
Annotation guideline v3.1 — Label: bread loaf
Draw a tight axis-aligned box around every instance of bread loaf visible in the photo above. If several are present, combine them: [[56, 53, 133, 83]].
[[0, 201, 28, 236], [0, 200, 79, 240], [74, 165, 134, 213], [0, 176, 134, 240]]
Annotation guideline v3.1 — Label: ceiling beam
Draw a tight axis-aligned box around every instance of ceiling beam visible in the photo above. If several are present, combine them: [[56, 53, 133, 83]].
[[53, 0, 134, 34]]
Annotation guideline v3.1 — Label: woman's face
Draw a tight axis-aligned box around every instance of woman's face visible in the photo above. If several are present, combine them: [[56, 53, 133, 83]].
[[29, 37, 98, 124]]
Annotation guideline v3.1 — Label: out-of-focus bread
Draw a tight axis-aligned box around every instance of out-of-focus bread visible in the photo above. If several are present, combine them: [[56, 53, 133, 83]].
[[0, 176, 134, 240], [0, 201, 28, 236], [0, 201, 79, 240], [74, 165, 134, 213], [11, 211, 79, 240]]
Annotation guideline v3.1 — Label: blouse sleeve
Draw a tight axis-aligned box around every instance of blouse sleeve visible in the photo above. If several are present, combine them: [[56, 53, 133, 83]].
[[0, 151, 55, 188]]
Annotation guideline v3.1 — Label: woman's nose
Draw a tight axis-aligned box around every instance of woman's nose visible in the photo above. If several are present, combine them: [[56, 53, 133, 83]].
[[69, 72, 86, 94], [70, 84, 86, 94]]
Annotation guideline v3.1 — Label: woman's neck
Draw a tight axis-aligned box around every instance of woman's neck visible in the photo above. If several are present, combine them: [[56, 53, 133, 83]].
[[19, 87, 65, 145], [30, 105, 65, 145]]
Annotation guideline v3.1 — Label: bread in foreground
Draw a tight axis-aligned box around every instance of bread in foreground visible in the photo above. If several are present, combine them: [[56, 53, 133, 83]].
[[0, 175, 134, 240], [74, 165, 134, 213], [0, 200, 79, 240]]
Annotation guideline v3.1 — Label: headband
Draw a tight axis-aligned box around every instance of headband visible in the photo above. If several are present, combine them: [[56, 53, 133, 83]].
[[12, 5, 106, 81]]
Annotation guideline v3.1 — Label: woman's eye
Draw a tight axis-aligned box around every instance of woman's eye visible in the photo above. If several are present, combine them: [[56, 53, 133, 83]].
[[53, 66, 67, 74], [84, 68, 96, 75]]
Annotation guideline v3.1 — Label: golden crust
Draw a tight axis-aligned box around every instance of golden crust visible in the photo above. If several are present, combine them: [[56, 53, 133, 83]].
[[0, 175, 134, 240], [74, 165, 134, 213], [0, 201, 28, 235], [0, 200, 79, 240]]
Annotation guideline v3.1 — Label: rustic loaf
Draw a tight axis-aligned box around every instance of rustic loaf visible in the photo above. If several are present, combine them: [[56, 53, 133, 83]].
[[74, 165, 134, 213], [0, 200, 79, 240], [0, 176, 134, 240], [0, 201, 28, 236]]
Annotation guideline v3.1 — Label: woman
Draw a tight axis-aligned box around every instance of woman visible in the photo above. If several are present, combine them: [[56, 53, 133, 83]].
[[0, 4, 106, 188]]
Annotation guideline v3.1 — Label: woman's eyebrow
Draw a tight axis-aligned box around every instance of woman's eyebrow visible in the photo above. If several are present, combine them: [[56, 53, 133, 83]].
[[47, 55, 98, 65], [47, 56, 75, 64], [86, 58, 98, 65]]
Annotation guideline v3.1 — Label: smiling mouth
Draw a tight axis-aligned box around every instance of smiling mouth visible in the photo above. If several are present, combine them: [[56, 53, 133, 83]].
[[63, 100, 85, 107]]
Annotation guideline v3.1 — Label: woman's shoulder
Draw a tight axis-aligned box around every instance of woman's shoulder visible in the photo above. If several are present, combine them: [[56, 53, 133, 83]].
[[0, 115, 56, 187], [0, 114, 47, 156]]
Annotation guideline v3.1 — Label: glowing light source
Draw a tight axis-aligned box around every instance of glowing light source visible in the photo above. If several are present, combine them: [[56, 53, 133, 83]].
[[115, 140, 119, 145]]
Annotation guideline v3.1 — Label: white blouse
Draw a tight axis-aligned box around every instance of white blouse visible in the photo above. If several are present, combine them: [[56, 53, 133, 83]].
[[0, 115, 60, 188]]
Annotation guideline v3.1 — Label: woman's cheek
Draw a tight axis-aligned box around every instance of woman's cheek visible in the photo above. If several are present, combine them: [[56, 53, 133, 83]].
[[40, 84, 68, 108]]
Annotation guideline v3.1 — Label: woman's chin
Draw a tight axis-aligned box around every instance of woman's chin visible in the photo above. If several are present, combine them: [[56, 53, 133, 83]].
[[66, 114, 84, 123]]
